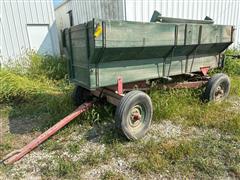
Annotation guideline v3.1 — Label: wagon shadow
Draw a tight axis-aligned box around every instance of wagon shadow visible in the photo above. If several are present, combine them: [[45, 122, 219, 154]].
[[83, 120, 128, 145]]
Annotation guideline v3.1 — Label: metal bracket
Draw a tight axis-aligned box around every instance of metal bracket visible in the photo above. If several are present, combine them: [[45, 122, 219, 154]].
[[200, 66, 210, 76], [117, 77, 123, 95]]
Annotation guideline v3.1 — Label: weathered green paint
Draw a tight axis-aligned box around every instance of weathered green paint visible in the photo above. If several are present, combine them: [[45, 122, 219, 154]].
[[64, 18, 234, 90]]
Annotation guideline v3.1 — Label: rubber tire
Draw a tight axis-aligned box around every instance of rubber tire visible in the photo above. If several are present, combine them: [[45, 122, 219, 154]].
[[72, 86, 91, 106], [115, 90, 153, 140], [203, 73, 230, 102]]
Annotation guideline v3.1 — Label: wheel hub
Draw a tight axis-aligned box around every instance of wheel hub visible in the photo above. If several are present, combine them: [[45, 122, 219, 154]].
[[129, 106, 142, 127], [215, 85, 225, 101]]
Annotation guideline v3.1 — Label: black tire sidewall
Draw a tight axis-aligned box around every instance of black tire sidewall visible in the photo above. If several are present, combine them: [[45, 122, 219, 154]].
[[115, 91, 153, 140], [204, 73, 230, 102]]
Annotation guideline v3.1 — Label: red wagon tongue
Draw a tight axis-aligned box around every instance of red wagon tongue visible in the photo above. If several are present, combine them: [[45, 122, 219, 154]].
[[1, 101, 94, 165]]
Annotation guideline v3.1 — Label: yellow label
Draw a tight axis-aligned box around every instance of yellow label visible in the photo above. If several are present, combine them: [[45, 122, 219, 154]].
[[94, 25, 102, 38]]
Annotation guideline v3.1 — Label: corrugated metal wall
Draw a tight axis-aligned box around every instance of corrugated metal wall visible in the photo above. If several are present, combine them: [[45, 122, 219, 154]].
[[55, 0, 124, 27], [125, 0, 240, 48], [55, 0, 125, 51], [55, 0, 240, 48], [0, 0, 60, 65]]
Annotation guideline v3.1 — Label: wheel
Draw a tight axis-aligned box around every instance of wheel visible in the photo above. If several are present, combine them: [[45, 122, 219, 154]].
[[72, 86, 91, 106], [115, 90, 153, 140], [203, 73, 230, 102]]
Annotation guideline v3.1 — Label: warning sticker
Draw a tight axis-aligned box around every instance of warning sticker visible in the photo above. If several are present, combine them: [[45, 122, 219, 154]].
[[94, 24, 102, 38]]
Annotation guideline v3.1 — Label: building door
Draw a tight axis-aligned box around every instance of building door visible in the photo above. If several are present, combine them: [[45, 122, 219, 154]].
[[27, 24, 54, 54]]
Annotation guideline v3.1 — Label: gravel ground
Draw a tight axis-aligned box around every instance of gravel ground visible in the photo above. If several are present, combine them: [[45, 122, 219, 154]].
[[1, 97, 239, 179], [1, 119, 220, 179]]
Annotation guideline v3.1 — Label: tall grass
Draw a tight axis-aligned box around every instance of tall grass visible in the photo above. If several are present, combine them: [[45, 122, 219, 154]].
[[0, 53, 68, 103], [4, 52, 68, 80]]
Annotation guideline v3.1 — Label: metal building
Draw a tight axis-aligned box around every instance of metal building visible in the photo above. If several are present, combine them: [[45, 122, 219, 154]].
[[0, 0, 60, 65], [55, 0, 240, 48]]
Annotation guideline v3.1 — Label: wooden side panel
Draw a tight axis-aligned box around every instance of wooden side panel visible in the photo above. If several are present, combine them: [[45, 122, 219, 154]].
[[71, 25, 89, 68], [201, 25, 232, 44], [96, 20, 176, 47], [94, 20, 232, 48], [185, 24, 201, 45], [69, 24, 90, 88], [186, 55, 219, 72], [89, 55, 219, 89], [97, 58, 164, 88], [164, 56, 187, 76]]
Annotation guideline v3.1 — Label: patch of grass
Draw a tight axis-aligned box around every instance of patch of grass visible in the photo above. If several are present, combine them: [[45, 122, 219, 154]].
[[161, 140, 196, 163], [101, 170, 125, 180], [41, 139, 63, 152], [40, 156, 82, 178], [55, 158, 80, 178], [131, 133, 239, 178], [0, 133, 17, 159], [132, 139, 194, 174], [81, 151, 110, 167], [230, 76, 240, 96], [67, 143, 81, 154], [150, 88, 202, 121], [132, 154, 168, 174], [40, 148, 110, 178]]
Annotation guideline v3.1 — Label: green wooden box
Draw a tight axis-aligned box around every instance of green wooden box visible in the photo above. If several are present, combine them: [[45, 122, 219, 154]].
[[64, 18, 234, 90]]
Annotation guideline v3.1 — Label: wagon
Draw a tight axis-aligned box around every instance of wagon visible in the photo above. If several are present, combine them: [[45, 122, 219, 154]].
[[63, 12, 234, 140]]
